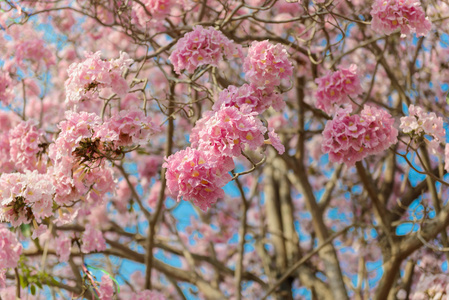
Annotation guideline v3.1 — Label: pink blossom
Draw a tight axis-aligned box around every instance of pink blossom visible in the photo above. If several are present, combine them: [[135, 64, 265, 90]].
[[213, 84, 284, 113], [55, 234, 71, 262], [169, 25, 242, 74], [370, 0, 432, 37], [65, 51, 133, 104], [98, 275, 114, 300], [15, 38, 55, 69], [410, 273, 449, 299], [81, 224, 107, 253], [0, 171, 54, 227], [190, 106, 267, 157], [163, 147, 235, 211], [51, 110, 102, 160], [137, 155, 163, 181], [133, 0, 172, 26], [0, 226, 22, 268], [267, 129, 285, 154], [9, 120, 46, 172], [400, 104, 445, 155], [315, 65, 363, 114], [96, 109, 160, 147], [31, 224, 48, 239], [322, 106, 398, 166], [243, 40, 293, 90]]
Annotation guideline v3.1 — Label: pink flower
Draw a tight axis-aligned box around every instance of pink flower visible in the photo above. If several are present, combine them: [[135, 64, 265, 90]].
[[243, 40, 293, 90], [95, 109, 160, 147], [321, 106, 398, 166], [133, 0, 172, 26], [315, 65, 363, 114], [98, 275, 114, 300], [169, 25, 242, 74], [31, 224, 48, 239], [0, 171, 54, 227], [267, 129, 285, 155], [0, 226, 22, 268], [190, 106, 267, 157], [81, 224, 106, 253], [65, 51, 133, 104], [55, 234, 71, 262], [9, 120, 46, 172], [370, 0, 432, 37], [213, 84, 284, 113], [400, 104, 445, 155], [163, 147, 235, 211], [15, 38, 55, 69]]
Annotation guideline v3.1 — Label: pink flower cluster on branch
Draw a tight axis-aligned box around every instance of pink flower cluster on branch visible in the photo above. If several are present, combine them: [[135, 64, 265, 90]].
[[49, 109, 158, 206], [370, 0, 432, 37], [81, 223, 106, 253], [190, 106, 267, 157], [9, 120, 46, 173], [0, 226, 22, 269], [0, 171, 54, 227], [213, 84, 285, 113], [315, 64, 363, 114], [400, 104, 445, 155], [243, 40, 293, 90], [95, 109, 160, 147], [169, 25, 242, 74], [163, 147, 235, 211], [65, 51, 133, 104], [322, 106, 398, 166]]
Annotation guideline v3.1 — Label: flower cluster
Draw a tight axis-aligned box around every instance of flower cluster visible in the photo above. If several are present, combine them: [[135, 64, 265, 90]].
[[410, 274, 449, 299], [134, 0, 172, 22], [190, 106, 268, 157], [55, 234, 71, 262], [0, 226, 22, 269], [9, 120, 46, 173], [243, 40, 293, 90], [51, 111, 102, 160], [315, 65, 363, 114], [400, 104, 445, 154], [322, 106, 398, 166], [370, 0, 432, 37], [49, 111, 114, 206], [213, 84, 285, 113], [169, 25, 242, 74], [15, 39, 56, 69], [81, 223, 106, 253], [65, 51, 133, 104], [98, 275, 114, 300], [163, 147, 235, 211], [95, 109, 160, 147], [0, 171, 54, 227]]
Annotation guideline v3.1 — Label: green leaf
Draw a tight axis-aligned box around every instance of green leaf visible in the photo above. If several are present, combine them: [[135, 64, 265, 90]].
[[19, 275, 27, 289], [446, 92, 449, 105], [30, 285, 36, 295]]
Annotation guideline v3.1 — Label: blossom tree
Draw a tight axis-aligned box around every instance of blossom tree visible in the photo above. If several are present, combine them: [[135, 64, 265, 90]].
[[0, 0, 449, 299]]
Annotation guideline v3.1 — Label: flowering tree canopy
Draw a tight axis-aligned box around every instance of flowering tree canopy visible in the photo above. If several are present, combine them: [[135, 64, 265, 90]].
[[0, 0, 449, 299]]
